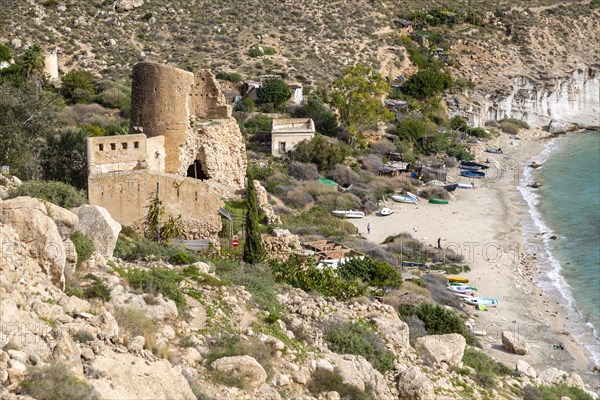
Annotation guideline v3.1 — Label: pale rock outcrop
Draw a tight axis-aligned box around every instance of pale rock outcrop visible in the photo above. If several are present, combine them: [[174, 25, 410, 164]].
[[110, 285, 178, 320], [415, 333, 466, 367], [255, 181, 281, 225], [89, 349, 195, 399], [501, 331, 531, 355], [45, 203, 79, 240], [397, 366, 435, 400], [114, 0, 144, 11], [538, 367, 586, 391], [127, 335, 145, 354], [51, 328, 83, 377], [210, 355, 267, 388], [73, 205, 121, 259], [516, 359, 537, 378], [0, 197, 66, 289], [94, 312, 119, 342], [326, 353, 393, 398], [369, 314, 410, 354], [263, 228, 306, 261], [0, 174, 21, 199]]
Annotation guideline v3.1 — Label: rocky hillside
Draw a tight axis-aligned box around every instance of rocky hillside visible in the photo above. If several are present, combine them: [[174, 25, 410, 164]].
[[0, 189, 597, 399], [1, 0, 598, 88]]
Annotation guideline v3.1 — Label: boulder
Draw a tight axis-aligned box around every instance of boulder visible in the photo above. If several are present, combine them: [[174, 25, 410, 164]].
[[538, 368, 586, 391], [209, 355, 267, 388], [547, 120, 573, 134], [73, 205, 121, 259], [89, 349, 195, 399], [327, 353, 393, 398], [0, 197, 66, 289], [370, 314, 410, 353], [529, 161, 543, 169], [127, 336, 146, 354], [114, 0, 144, 11], [501, 331, 530, 355], [415, 333, 466, 367], [51, 328, 83, 377], [516, 359, 537, 378], [397, 366, 435, 400], [110, 285, 178, 321], [45, 203, 79, 240]]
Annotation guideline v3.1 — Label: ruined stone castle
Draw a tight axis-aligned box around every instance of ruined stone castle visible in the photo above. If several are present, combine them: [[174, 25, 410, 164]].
[[87, 62, 247, 243]]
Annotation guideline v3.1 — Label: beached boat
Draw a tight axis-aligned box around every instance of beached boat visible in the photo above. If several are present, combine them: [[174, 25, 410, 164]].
[[451, 291, 477, 298], [401, 261, 428, 268], [391, 194, 418, 204], [460, 170, 485, 179], [456, 182, 475, 189], [447, 276, 469, 283], [332, 210, 365, 219], [379, 208, 394, 216], [460, 164, 484, 171], [463, 297, 499, 306], [443, 183, 459, 192], [427, 180, 445, 187], [485, 147, 503, 154], [460, 161, 490, 170], [446, 284, 478, 293], [429, 198, 448, 204]]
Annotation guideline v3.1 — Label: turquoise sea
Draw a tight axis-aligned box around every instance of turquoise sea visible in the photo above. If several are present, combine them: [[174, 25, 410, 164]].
[[521, 130, 600, 364]]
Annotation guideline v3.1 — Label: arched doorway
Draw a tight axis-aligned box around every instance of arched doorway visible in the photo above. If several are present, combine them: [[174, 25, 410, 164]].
[[186, 160, 209, 180]]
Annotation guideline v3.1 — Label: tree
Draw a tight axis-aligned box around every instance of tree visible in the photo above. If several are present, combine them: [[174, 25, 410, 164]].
[[338, 256, 402, 296], [61, 70, 95, 104], [41, 129, 89, 190], [296, 94, 339, 137], [0, 81, 63, 179], [401, 68, 452, 100], [243, 170, 266, 264], [144, 197, 183, 243], [330, 63, 394, 143], [21, 45, 45, 85], [291, 135, 350, 171], [256, 77, 292, 111]]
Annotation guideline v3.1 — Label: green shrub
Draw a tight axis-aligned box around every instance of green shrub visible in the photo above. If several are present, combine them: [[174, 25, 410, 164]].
[[536, 384, 593, 400], [461, 348, 511, 388], [271, 255, 366, 301], [0, 44, 12, 62], [21, 364, 99, 400], [113, 307, 157, 341], [248, 44, 277, 58], [308, 368, 372, 399], [114, 229, 197, 264], [256, 77, 291, 110], [498, 118, 529, 135], [70, 232, 95, 269], [73, 331, 95, 343], [338, 257, 403, 294], [220, 263, 284, 318], [244, 114, 272, 134], [8, 180, 86, 208], [216, 71, 242, 83], [205, 335, 273, 379], [83, 281, 111, 302], [291, 135, 350, 171], [281, 205, 356, 239], [402, 68, 452, 100], [170, 251, 194, 265], [126, 268, 186, 310], [61, 70, 95, 104], [398, 302, 475, 344], [325, 321, 395, 373]]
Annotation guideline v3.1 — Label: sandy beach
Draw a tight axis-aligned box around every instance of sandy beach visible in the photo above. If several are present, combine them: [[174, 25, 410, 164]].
[[350, 129, 599, 391]]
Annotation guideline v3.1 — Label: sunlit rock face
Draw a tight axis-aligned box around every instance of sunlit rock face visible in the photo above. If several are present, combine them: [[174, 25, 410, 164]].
[[484, 67, 599, 129]]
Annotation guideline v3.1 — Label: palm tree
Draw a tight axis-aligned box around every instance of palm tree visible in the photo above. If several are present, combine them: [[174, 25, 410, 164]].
[[21, 45, 45, 84]]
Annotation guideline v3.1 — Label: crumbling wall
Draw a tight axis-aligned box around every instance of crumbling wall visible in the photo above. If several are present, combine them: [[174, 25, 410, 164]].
[[191, 70, 231, 119]]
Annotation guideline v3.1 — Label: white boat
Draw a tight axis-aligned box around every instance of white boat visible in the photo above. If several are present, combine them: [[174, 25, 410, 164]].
[[379, 208, 394, 216], [455, 182, 475, 189], [406, 191, 420, 200], [446, 285, 478, 293], [391, 192, 419, 204], [463, 297, 499, 306], [332, 210, 366, 219]]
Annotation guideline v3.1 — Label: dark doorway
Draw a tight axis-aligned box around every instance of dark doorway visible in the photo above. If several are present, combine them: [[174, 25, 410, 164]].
[[187, 160, 209, 180]]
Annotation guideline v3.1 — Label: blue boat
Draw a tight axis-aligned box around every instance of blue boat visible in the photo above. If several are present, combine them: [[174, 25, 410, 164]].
[[460, 161, 490, 170], [463, 297, 499, 306], [460, 170, 485, 179], [391, 194, 419, 204]]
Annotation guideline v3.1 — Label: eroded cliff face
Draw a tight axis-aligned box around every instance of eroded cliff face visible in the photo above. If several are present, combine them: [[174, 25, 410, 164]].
[[483, 67, 599, 129]]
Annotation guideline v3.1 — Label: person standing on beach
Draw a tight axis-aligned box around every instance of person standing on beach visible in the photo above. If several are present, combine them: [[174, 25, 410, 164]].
[[367, 223, 371, 234], [437, 237, 442, 249]]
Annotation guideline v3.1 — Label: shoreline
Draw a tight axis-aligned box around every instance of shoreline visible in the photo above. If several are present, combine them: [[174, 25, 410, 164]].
[[349, 128, 599, 391]]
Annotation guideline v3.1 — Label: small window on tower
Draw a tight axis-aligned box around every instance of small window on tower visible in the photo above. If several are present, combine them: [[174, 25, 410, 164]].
[[110, 143, 116, 150], [134, 141, 139, 149], [99, 144, 104, 151], [122, 142, 128, 150]]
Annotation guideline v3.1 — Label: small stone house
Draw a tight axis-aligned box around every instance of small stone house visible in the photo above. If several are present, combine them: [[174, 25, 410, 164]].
[[271, 118, 315, 158]]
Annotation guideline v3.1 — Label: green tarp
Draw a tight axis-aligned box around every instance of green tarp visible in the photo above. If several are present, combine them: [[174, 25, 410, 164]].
[[318, 177, 338, 187]]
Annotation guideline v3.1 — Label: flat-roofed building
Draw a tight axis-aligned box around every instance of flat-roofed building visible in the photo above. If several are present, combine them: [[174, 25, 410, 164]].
[[271, 118, 315, 158]]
